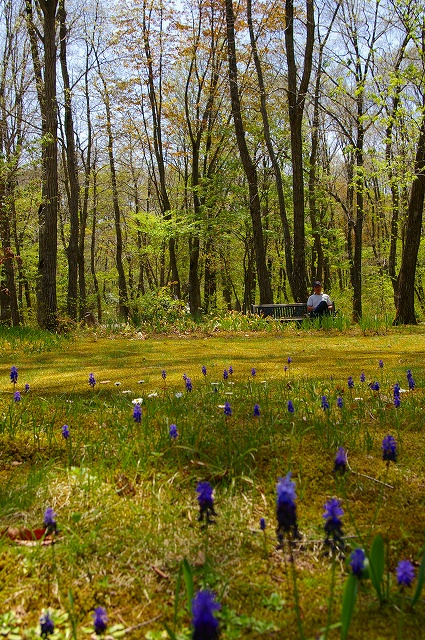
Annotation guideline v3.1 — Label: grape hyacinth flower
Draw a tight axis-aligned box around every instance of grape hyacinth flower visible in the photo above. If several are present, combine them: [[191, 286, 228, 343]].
[[251, 367, 256, 376], [88, 372, 96, 388], [333, 447, 347, 474], [349, 548, 366, 577], [396, 560, 415, 587], [185, 377, 193, 392], [287, 400, 295, 413], [133, 403, 142, 423], [382, 434, 397, 464], [369, 381, 380, 391], [10, 366, 18, 384], [183, 373, 187, 381], [161, 369, 166, 380], [40, 611, 54, 637], [379, 359, 384, 368], [223, 369, 228, 380], [14, 391, 21, 402], [192, 590, 221, 640], [24, 383, 30, 393], [228, 365, 233, 375], [43, 507, 57, 534], [62, 424, 70, 439], [196, 481, 217, 526], [347, 376, 354, 389], [253, 403, 261, 417], [321, 395, 330, 410], [407, 369, 415, 390], [223, 401, 232, 416], [284, 365, 288, 372], [287, 356, 292, 365], [360, 372, 365, 383], [202, 365, 207, 376], [276, 472, 300, 543], [393, 383, 401, 408], [323, 498, 344, 553], [169, 423, 178, 439], [93, 607, 108, 636], [260, 517, 266, 531], [337, 396, 344, 409]]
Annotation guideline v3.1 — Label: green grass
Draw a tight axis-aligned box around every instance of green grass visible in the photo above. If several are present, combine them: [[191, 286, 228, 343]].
[[1, 324, 425, 638]]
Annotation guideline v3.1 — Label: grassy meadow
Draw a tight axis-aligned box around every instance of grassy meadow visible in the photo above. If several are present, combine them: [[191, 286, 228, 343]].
[[1, 320, 425, 639]]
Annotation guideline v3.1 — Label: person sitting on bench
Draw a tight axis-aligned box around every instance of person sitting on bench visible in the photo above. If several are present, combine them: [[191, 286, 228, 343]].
[[307, 281, 333, 317]]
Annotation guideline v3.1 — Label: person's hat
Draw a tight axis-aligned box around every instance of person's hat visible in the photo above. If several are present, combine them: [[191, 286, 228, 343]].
[[313, 281, 322, 286]]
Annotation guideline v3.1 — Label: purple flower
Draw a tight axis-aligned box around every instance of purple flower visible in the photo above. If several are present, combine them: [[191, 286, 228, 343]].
[[24, 383, 30, 393], [276, 472, 300, 541], [183, 373, 187, 381], [323, 498, 344, 551], [43, 507, 57, 534], [337, 396, 343, 409], [224, 401, 232, 416], [228, 365, 233, 375], [10, 366, 18, 384], [347, 376, 354, 389], [407, 369, 415, 390], [369, 381, 380, 391], [196, 481, 217, 525], [251, 367, 256, 376], [88, 372, 96, 388], [350, 548, 366, 577], [192, 590, 221, 640], [360, 372, 365, 383], [396, 560, 415, 587], [92, 607, 108, 635], [260, 517, 266, 531], [334, 447, 347, 474], [202, 365, 207, 376], [253, 403, 261, 417], [378, 359, 384, 368], [287, 356, 292, 365], [161, 369, 166, 379], [185, 377, 193, 392], [393, 383, 401, 408], [223, 369, 228, 380], [169, 423, 178, 439], [62, 424, 70, 439], [14, 391, 21, 402], [40, 611, 54, 637], [133, 403, 142, 423], [321, 395, 329, 410], [287, 400, 295, 413], [284, 365, 288, 372], [382, 434, 397, 463]]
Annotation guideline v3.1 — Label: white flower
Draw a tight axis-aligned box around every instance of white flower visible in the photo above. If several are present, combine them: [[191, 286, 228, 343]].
[[175, 392, 183, 398], [138, 380, 145, 384], [148, 392, 158, 398], [122, 390, 132, 394], [115, 381, 121, 386], [132, 398, 143, 405]]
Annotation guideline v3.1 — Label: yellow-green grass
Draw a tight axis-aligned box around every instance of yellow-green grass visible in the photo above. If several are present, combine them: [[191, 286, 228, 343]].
[[0, 327, 425, 639]]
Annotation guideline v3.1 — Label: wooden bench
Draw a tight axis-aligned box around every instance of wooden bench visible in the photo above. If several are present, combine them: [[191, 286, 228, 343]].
[[251, 303, 308, 322], [251, 302, 337, 322]]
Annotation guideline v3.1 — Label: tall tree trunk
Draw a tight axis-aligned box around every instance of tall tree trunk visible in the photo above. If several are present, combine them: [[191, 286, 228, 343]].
[[225, 0, 273, 304], [247, 0, 294, 297], [26, 0, 59, 330], [285, 0, 314, 302], [394, 110, 425, 325], [58, 0, 79, 320], [95, 60, 129, 321]]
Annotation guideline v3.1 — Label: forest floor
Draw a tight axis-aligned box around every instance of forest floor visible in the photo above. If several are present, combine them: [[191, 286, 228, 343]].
[[1, 324, 425, 639]]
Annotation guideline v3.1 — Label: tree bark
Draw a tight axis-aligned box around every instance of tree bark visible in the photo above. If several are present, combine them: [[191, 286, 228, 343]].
[[394, 110, 425, 325], [225, 0, 273, 305], [25, 0, 59, 330], [285, 0, 314, 302]]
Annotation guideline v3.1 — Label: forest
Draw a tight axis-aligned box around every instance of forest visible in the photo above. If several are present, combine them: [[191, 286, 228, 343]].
[[1, 0, 425, 329]]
